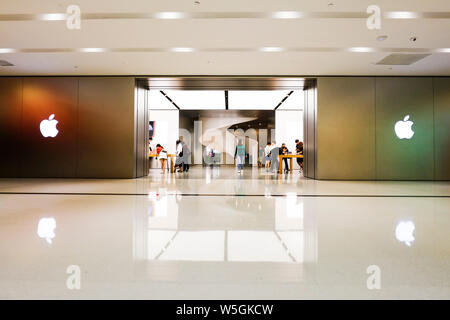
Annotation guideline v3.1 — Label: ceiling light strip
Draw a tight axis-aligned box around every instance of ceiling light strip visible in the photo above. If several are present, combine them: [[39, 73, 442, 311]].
[[274, 91, 293, 110], [160, 90, 180, 110], [1, 11, 449, 21], [225, 91, 229, 110], [2, 47, 449, 54]]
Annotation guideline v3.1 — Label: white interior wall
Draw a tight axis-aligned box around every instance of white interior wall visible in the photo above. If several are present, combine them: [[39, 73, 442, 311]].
[[148, 110, 179, 154], [275, 110, 304, 170]]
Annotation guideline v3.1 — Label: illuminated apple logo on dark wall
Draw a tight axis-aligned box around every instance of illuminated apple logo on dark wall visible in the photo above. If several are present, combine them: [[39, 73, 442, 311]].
[[394, 115, 414, 140], [39, 114, 59, 138]]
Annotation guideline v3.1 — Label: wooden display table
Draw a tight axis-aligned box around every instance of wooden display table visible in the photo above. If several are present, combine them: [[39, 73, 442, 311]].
[[149, 153, 176, 173], [278, 154, 303, 174]]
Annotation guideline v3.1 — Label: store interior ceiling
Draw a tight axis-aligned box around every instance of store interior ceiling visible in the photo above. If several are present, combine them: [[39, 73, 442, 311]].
[[149, 90, 304, 110]]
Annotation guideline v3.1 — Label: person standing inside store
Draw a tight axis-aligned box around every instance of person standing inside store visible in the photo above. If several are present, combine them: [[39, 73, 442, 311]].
[[181, 140, 191, 173], [156, 144, 168, 174], [234, 139, 247, 174], [175, 140, 184, 173], [280, 143, 290, 173], [264, 142, 272, 172], [149, 137, 155, 154], [295, 139, 304, 173], [269, 141, 279, 173]]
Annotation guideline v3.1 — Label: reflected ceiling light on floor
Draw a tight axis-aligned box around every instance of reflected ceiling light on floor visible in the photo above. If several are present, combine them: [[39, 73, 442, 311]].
[[37, 217, 56, 244], [348, 47, 374, 53], [0, 48, 16, 53], [36, 13, 66, 21], [260, 47, 284, 52], [79, 48, 106, 53], [271, 11, 302, 19], [154, 12, 186, 19], [395, 220, 415, 247], [436, 48, 450, 53], [171, 47, 195, 53]]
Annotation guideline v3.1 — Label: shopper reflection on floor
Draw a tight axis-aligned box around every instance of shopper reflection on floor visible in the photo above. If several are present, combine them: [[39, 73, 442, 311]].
[[234, 139, 246, 174]]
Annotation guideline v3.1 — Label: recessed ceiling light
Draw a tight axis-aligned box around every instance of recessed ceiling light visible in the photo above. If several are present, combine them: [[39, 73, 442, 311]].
[[348, 47, 374, 53], [36, 13, 66, 21], [328, 3, 334, 6], [154, 12, 185, 19], [409, 36, 418, 42], [0, 48, 16, 53], [80, 48, 106, 53], [171, 47, 195, 53], [271, 11, 302, 19], [377, 35, 388, 41], [260, 47, 284, 52], [385, 11, 419, 19], [194, 1, 200, 4]]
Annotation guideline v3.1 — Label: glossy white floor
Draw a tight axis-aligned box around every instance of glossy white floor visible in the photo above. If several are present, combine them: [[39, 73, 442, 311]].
[[0, 166, 449, 299]]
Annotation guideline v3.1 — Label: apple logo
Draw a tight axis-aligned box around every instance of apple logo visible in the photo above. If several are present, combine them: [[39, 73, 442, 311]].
[[40, 114, 59, 138], [395, 220, 415, 247], [37, 217, 56, 244], [394, 115, 414, 139]]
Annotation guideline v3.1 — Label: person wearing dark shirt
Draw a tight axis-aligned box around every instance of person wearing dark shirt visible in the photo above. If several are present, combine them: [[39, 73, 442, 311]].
[[280, 143, 289, 173], [182, 141, 191, 172], [295, 139, 304, 172]]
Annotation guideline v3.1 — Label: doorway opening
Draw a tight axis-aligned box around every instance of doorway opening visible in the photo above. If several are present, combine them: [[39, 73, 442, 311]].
[[136, 77, 317, 179]]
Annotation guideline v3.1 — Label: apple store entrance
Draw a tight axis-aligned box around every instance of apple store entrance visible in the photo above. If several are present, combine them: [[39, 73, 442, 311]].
[[138, 77, 316, 179]]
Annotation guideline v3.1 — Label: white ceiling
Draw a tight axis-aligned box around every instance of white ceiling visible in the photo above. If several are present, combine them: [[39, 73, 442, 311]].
[[149, 89, 302, 110], [163, 90, 225, 109], [229, 90, 291, 110], [0, 0, 449, 75]]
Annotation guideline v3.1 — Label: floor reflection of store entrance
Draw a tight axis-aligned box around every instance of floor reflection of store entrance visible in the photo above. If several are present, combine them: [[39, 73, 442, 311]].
[[142, 78, 315, 176]]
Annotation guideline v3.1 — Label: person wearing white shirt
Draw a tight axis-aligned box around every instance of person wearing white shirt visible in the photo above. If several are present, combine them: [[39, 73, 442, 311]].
[[269, 141, 279, 173], [175, 140, 184, 172], [264, 142, 272, 171]]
